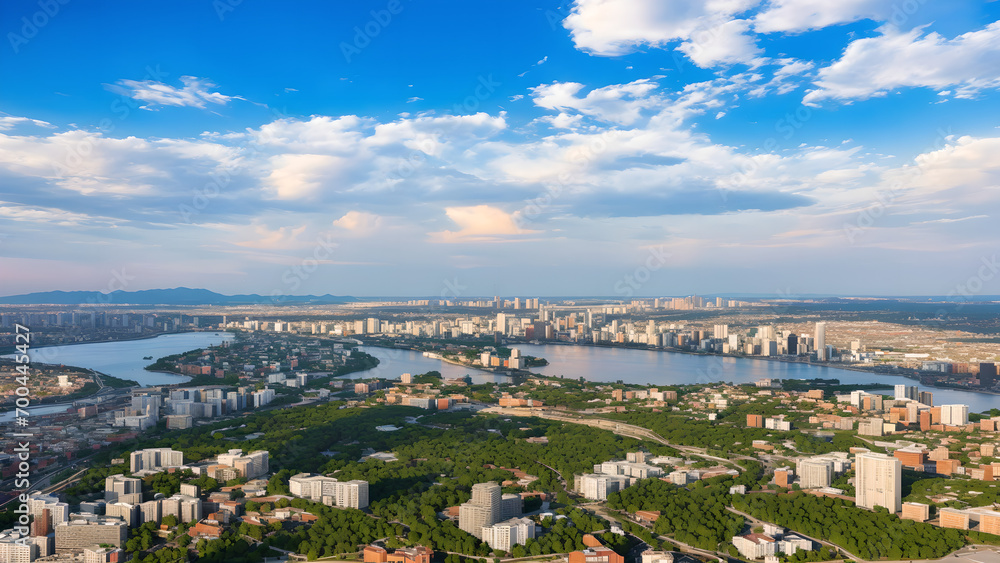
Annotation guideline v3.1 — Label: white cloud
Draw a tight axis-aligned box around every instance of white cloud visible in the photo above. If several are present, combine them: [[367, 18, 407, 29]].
[[563, 0, 761, 67], [748, 57, 815, 97], [753, 0, 897, 33], [232, 223, 309, 250], [530, 79, 661, 125], [106, 76, 242, 110], [429, 205, 536, 243], [676, 18, 762, 67], [406, 96, 423, 103], [804, 22, 1000, 105], [333, 211, 383, 235], [0, 201, 115, 227], [0, 116, 54, 131], [266, 154, 351, 199]]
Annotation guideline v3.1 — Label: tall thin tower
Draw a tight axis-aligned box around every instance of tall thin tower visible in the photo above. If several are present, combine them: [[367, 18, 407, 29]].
[[815, 322, 827, 361]]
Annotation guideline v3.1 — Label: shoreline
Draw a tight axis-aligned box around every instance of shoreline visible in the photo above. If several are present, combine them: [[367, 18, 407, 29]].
[[510, 339, 1000, 398], [5, 329, 231, 354], [3, 331, 234, 391], [357, 337, 998, 398]]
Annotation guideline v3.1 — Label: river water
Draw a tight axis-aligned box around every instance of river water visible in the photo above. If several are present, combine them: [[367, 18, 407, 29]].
[[6, 333, 999, 413], [11, 332, 235, 386], [1, 332, 236, 421], [360, 343, 1000, 413]]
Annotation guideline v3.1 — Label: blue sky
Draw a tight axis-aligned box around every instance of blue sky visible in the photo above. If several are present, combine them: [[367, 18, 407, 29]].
[[1, 0, 1000, 298]]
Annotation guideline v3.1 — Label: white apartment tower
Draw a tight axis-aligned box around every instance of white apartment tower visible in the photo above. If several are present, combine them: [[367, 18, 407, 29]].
[[856, 453, 901, 513], [815, 322, 827, 361]]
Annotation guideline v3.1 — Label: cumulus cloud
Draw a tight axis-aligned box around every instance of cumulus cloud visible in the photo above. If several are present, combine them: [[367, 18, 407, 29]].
[[562, 0, 761, 67], [232, 223, 309, 250], [429, 205, 536, 243], [530, 79, 661, 125], [333, 210, 383, 235], [753, 0, 897, 33], [106, 76, 243, 110], [676, 18, 762, 68], [266, 154, 351, 200], [804, 22, 1000, 105]]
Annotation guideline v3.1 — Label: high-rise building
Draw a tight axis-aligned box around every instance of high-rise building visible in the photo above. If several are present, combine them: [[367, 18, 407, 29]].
[[216, 449, 269, 479], [787, 334, 798, 355], [0, 534, 35, 563], [578, 474, 629, 500], [894, 385, 918, 402], [130, 448, 184, 474], [814, 322, 826, 361], [796, 459, 833, 489], [981, 363, 998, 388], [28, 493, 68, 527], [481, 517, 535, 552], [336, 480, 369, 510], [55, 518, 128, 551], [856, 453, 901, 513], [500, 494, 523, 521], [105, 475, 143, 504], [941, 404, 970, 426], [459, 482, 502, 539]]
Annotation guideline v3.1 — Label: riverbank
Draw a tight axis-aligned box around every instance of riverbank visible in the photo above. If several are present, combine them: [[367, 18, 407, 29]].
[[434, 352, 533, 378], [0, 329, 229, 356], [515, 339, 1000, 397]]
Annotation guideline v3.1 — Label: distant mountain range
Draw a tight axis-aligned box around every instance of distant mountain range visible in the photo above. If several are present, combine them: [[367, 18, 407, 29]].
[[0, 287, 356, 306]]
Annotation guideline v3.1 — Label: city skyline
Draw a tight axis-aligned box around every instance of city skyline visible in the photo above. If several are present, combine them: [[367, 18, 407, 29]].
[[2, 1, 1000, 296]]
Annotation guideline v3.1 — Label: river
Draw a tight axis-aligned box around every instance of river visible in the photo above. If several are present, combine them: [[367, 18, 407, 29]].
[[11, 332, 235, 386], [6, 332, 999, 413], [1, 332, 235, 422], [359, 343, 1000, 413]]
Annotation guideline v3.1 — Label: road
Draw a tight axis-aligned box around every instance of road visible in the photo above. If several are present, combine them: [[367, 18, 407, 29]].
[[535, 460, 570, 493], [724, 506, 860, 563], [613, 508, 729, 563], [484, 407, 747, 468]]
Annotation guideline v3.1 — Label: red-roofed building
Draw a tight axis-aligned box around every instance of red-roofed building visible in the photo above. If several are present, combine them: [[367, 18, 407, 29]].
[[364, 546, 432, 563], [569, 547, 624, 563]]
